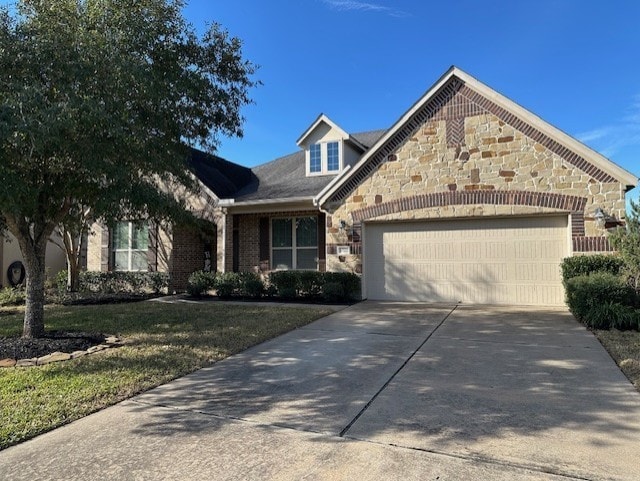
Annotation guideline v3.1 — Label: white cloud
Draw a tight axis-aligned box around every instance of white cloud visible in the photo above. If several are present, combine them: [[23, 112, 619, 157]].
[[575, 94, 640, 157], [321, 0, 409, 17]]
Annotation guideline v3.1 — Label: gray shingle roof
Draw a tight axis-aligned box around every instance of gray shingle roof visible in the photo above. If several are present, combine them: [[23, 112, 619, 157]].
[[233, 129, 386, 202], [187, 148, 254, 199]]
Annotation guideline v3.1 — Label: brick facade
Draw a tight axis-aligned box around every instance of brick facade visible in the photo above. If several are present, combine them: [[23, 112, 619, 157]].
[[169, 224, 217, 292], [225, 210, 325, 273], [323, 78, 628, 273]]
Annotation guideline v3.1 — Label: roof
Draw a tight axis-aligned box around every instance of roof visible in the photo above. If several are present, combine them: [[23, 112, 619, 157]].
[[233, 129, 386, 202], [315, 66, 639, 206], [187, 148, 254, 199]]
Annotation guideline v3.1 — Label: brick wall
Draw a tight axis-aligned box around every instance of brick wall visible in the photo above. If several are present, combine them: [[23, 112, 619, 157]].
[[226, 210, 323, 273], [169, 225, 217, 292]]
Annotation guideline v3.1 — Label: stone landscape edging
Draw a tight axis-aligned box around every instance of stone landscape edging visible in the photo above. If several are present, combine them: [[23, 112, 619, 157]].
[[0, 335, 123, 368]]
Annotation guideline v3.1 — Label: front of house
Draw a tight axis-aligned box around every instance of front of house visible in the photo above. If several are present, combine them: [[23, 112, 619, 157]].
[[86, 66, 638, 306]]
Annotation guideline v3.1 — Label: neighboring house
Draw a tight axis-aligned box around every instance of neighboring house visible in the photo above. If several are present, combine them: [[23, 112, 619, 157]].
[[86, 66, 638, 306], [0, 232, 66, 288]]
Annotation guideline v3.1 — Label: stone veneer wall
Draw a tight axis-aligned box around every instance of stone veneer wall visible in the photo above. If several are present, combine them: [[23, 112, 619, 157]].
[[323, 82, 627, 274]]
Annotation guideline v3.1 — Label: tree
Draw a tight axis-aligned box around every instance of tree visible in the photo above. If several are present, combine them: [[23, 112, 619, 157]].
[[609, 199, 640, 293], [0, 0, 258, 337]]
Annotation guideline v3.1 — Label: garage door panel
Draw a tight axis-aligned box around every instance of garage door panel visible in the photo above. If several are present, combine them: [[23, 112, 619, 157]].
[[365, 216, 568, 306]]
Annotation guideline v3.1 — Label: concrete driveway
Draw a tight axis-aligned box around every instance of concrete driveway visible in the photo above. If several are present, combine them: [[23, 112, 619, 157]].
[[1, 302, 640, 480]]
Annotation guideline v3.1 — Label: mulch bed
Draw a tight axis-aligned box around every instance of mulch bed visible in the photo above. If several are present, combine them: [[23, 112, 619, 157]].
[[0, 331, 106, 360]]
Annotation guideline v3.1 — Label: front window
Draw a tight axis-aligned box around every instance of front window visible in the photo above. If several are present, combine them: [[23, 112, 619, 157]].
[[310, 144, 322, 173], [112, 221, 148, 271], [272, 216, 318, 270]]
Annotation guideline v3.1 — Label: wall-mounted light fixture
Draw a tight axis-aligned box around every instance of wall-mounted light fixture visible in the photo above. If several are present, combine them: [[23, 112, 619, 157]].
[[339, 220, 347, 231], [594, 207, 606, 229]]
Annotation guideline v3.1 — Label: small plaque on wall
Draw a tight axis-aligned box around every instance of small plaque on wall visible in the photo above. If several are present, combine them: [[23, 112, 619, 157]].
[[337, 245, 350, 256]]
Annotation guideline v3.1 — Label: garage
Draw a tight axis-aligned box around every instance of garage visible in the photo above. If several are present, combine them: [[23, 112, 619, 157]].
[[364, 215, 569, 306]]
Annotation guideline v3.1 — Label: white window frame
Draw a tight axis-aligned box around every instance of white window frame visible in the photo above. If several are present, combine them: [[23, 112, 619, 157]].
[[112, 221, 148, 272], [306, 141, 343, 176], [271, 216, 318, 270]]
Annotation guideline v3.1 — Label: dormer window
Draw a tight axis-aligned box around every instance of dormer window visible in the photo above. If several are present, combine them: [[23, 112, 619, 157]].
[[306, 141, 341, 176], [327, 142, 339, 171], [310, 144, 322, 173]]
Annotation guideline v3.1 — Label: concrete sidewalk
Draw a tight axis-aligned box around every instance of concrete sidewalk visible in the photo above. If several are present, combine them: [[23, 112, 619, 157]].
[[1, 302, 639, 480]]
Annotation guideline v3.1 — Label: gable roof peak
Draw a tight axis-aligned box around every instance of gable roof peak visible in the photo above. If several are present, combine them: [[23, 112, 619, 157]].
[[315, 66, 637, 206], [296, 113, 351, 147]]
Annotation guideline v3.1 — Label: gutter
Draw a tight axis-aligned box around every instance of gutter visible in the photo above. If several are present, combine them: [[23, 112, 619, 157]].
[[219, 196, 314, 207]]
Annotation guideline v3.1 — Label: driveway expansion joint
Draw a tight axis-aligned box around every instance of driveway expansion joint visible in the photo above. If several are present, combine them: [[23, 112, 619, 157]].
[[343, 435, 593, 481], [338, 303, 460, 438]]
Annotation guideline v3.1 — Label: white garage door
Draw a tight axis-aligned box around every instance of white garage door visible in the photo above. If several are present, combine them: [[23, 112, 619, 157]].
[[364, 216, 569, 306]]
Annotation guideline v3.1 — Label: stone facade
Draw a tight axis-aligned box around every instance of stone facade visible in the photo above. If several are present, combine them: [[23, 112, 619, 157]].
[[323, 80, 628, 274]]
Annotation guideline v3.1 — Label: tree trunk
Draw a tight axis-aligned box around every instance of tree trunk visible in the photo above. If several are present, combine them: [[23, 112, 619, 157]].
[[23, 244, 47, 338], [63, 229, 81, 292]]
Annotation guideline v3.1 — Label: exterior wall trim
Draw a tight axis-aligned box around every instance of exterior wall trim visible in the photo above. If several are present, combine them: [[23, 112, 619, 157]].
[[347, 189, 610, 252]]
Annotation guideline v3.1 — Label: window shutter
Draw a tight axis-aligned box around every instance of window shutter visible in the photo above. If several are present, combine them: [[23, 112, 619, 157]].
[[147, 221, 158, 272], [101, 224, 110, 272], [317, 213, 326, 272], [259, 217, 270, 269]]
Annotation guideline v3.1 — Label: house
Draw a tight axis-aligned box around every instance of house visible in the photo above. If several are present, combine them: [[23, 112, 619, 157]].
[[85, 66, 638, 306], [0, 233, 66, 288]]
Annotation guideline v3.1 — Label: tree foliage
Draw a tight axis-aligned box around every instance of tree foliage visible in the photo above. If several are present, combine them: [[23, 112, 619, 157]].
[[0, 0, 258, 337], [609, 199, 640, 292]]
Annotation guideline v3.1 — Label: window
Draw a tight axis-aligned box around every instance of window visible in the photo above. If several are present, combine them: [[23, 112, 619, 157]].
[[327, 141, 339, 171], [272, 216, 318, 270], [112, 221, 148, 271], [307, 141, 341, 175], [310, 144, 322, 173]]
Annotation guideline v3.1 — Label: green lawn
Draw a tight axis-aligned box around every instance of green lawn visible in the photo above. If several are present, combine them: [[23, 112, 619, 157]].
[[0, 301, 332, 450]]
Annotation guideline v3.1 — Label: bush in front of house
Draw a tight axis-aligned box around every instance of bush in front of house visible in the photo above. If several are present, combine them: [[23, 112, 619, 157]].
[[186, 270, 217, 297], [0, 287, 26, 307], [565, 272, 636, 329], [186, 269, 362, 303], [560, 254, 625, 284], [323, 272, 361, 301], [77, 271, 169, 294]]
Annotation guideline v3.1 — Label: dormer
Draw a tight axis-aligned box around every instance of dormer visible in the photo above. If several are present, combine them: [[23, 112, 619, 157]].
[[296, 114, 366, 177]]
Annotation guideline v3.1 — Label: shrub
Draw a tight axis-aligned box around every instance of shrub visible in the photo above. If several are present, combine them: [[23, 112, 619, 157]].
[[214, 272, 243, 299], [0, 287, 26, 306], [278, 287, 297, 300], [583, 303, 634, 330], [186, 271, 217, 297], [609, 199, 640, 294], [561, 254, 624, 283], [323, 272, 361, 301], [298, 271, 323, 298], [565, 272, 635, 324], [269, 271, 300, 297], [78, 271, 169, 294], [322, 282, 344, 303], [236, 272, 264, 299]]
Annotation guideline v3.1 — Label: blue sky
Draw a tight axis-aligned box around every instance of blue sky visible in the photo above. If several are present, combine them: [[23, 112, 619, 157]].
[[182, 0, 639, 203]]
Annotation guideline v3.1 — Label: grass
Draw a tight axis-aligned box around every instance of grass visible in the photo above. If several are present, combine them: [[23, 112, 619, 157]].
[[595, 329, 640, 392], [0, 301, 332, 450]]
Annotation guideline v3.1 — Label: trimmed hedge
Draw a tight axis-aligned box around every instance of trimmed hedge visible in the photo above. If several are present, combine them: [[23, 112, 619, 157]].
[[186, 270, 361, 303], [57, 270, 169, 295], [565, 272, 636, 328], [561, 254, 624, 283]]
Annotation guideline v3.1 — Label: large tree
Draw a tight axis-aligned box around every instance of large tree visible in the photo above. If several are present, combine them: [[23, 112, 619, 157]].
[[0, 0, 258, 337]]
